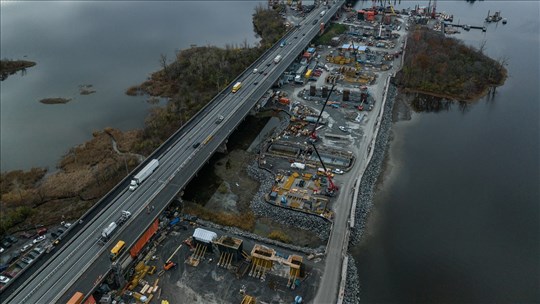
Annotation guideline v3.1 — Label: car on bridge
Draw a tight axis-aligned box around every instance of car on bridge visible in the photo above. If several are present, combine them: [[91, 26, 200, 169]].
[[216, 115, 224, 124], [193, 142, 201, 149]]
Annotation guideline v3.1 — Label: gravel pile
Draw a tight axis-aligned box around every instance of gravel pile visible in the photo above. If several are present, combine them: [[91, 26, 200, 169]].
[[350, 83, 397, 245], [246, 162, 331, 243], [343, 254, 361, 304]]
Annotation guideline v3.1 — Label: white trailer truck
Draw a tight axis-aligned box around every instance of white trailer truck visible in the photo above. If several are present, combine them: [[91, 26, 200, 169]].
[[290, 162, 306, 170], [129, 159, 159, 191], [99, 210, 131, 244]]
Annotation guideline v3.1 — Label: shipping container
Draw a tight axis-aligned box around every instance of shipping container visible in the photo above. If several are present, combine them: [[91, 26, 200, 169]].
[[130, 220, 159, 258], [66, 292, 84, 304]]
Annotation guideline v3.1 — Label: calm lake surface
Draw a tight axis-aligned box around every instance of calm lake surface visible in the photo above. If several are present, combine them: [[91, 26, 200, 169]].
[[1, 1, 262, 171], [351, 1, 539, 303]]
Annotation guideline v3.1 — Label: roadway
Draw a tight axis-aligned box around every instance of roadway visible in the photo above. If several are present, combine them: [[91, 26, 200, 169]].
[[3, 2, 345, 303], [314, 28, 409, 303]]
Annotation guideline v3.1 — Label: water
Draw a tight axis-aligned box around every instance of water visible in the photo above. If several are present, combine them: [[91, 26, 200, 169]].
[[0, 0, 263, 171], [352, 1, 540, 303]]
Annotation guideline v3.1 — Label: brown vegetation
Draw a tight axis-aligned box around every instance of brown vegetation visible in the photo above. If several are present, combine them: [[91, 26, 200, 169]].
[[396, 28, 507, 101], [267, 230, 291, 243], [0, 129, 140, 235], [184, 202, 255, 231]]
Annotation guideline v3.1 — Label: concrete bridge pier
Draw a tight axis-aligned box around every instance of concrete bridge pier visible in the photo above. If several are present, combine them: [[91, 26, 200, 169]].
[[217, 139, 228, 154]]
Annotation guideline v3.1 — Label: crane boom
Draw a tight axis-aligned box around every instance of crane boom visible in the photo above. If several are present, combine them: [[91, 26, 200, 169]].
[[310, 84, 335, 140], [310, 142, 338, 195]]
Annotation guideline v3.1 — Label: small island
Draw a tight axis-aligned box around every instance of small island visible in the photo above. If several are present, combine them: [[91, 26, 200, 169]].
[[0, 59, 36, 80], [40, 97, 72, 104], [396, 28, 507, 101]]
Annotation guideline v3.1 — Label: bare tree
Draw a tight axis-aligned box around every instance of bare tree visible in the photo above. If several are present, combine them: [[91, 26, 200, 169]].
[[478, 40, 487, 54], [159, 53, 168, 74]]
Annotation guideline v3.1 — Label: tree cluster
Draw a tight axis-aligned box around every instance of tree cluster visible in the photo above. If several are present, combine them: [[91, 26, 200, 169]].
[[253, 4, 287, 47], [396, 28, 507, 100], [131, 6, 287, 155]]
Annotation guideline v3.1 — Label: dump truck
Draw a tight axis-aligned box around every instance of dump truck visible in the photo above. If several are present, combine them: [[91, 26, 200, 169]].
[[274, 55, 282, 64], [129, 159, 159, 191]]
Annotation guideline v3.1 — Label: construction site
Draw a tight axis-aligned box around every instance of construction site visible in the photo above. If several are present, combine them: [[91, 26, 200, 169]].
[[84, 210, 323, 304], [68, 1, 410, 303]]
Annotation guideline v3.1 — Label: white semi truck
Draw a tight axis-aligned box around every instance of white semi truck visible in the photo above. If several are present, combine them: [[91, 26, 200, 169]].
[[99, 210, 131, 243], [129, 159, 159, 191]]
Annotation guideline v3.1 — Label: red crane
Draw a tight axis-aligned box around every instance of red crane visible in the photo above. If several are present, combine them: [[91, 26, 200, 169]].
[[310, 142, 338, 196], [310, 84, 335, 141]]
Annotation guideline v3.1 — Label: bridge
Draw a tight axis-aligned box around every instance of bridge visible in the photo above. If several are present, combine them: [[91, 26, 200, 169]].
[[2, 2, 346, 303]]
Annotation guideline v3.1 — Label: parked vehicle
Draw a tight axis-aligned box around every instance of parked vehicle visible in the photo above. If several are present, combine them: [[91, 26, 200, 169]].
[[8, 252, 21, 263], [57, 228, 66, 234], [5, 235, 18, 244], [20, 244, 33, 252], [129, 159, 159, 191], [0, 247, 4, 253], [33, 235, 46, 244], [0, 275, 10, 284], [33, 247, 45, 254], [332, 168, 344, 175], [61, 221, 72, 228], [37, 228, 47, 236], [50, 232, 58, 239], [27, 250, 40, 259], [21, 256, 33, 264], [1, 240, 11, 249]]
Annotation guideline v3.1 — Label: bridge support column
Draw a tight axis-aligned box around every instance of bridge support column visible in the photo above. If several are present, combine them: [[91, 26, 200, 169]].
[[112, 262, 127, 288], [217, 139, 228, 154]]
